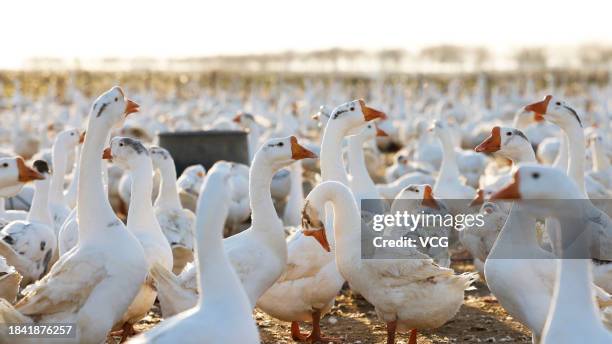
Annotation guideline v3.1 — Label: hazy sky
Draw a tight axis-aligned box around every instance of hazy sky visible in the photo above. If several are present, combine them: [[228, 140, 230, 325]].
[[2, 0, 611, 68]]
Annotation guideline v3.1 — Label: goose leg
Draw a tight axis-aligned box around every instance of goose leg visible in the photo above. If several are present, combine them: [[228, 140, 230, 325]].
[[306, 310, 341, 343], [386, 321, 397, 344], [291, 321, 309, 341], [408, 329, 417, 344]]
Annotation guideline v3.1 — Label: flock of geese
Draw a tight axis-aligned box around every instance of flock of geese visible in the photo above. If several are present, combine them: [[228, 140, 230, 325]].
[[0, 77, 610, 344]]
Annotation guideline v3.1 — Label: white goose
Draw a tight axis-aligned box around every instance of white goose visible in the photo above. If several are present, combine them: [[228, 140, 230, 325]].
[[490, 165, 612, 343], [302, 181, 478, 344], [0, 86, 147, 344], [176, 164, 206, 212], [48, 128, 84, 234], [104, 137, 173, 340], [257, 99, 386, 342], [128, 162, 260, 344], [150, 136, 316, 317], [587, 131, 612, 190], [0, 160, 56, 285], [150, 146, 195, 274]]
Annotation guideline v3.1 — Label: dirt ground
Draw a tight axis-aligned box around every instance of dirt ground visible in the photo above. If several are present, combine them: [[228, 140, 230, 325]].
[[111, 262, 532, 344]]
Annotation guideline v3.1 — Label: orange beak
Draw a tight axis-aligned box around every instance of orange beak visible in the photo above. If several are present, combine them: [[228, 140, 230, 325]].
[[524, 95, 552, 118], [290, 136, 318, 160], [102, 147, 113, 160], [16, 157, 44, 182], [232, 115, 241, 123], [470, 189, 485, 207], [474, 127, 502, 153], [303, 228, 331, 252], [79, 131, 86, 144], [375, 125, 389, 137], [490, 172, 521, 200], [421, 185, 439, 210], [124, 99, 140, 117], [359, 99, 387, 121]]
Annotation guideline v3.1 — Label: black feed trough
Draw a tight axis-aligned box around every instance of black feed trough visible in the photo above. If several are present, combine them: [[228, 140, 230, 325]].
[[158, 130, 249, 174]]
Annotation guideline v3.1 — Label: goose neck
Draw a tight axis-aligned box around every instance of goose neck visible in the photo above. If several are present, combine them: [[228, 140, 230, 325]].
[[155, 164, 182, 210], [347, 136, 375, 189], [437, 135, 461, 181], [49, 143, 68, 204], [27, 176, 52, 226], [488, 203, 540, 259], [561, 125, 587, 196], [591, 139, 610, 172], [127, 161, 158, 232], [249, 154, 281, 230], [320, 122, 349, 185]]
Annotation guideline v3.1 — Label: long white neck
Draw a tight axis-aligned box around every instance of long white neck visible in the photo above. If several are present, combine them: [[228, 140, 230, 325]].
[[0, 198, 5, 217], [317, 182, 362, 268], [49, 142, 69, 205], [347, 136, 378, 197], [282, 161, 304, 227], [154, 164, 182, 210], [561, 124, 587, 197], [437, 135, 461, 182], [77, 120, 119, 241], [249, 153, 282, 230], [64, 145, 81, 208], [248, 124, 261, 161], [195, 176, 242, 309], [591, 138, 610, 172], [320, 121, 349, 185], [552, 134, 568, 171], [127, 161, 159, 232], [488, 203, 540, 259], [27, 175, 52, 226]]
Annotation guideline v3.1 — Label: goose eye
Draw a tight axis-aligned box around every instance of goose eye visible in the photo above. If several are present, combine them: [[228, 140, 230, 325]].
[[119, 143, 124, 147], [2, 163, 8, 168], [555, 102, 561, 106], [350, 107, 355, 111], [278, 142, 284, 147], [368, 125, 372, 128], [532, 172, 540, 179], [114, 97, 118, 102], [506, 132, 512, 136]]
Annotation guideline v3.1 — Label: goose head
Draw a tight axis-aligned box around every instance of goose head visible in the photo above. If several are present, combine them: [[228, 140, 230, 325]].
[[232, 112, 257, 129], [353, 122, 388, 142], [300, 198, 330, 252], [54, 128, 85, 149], [490, 164, 582, 217], [328, 99, 386, 134], [149, 146, 174, 171], [104, 137, 150, 171], [89, 86, 139, 130], [395, 184, 440, 210], [255, 136, 317, 170], [474, 126, 532, 161], [524, 95, 583, 129], [312, 105, 332, 128], [0, 157, 44, 190]]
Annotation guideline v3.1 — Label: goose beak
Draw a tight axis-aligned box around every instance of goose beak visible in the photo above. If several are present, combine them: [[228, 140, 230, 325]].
[[232, 115, 241, 123], [375, 125, 389, 137], [79, 131, 86, 144], [421, 185, 439, 210], [102, 148, 113, 161], [490, 173, 521, 200], [16, 157, 44, 182], [125, 99, 140, 117], [524, 95, 552, 118], [470, 189, 485, 207], [303, 228, 330, 252], [474, 127, 501, 153], [290, 136, 317, 160], [359, 99, 387, 121]]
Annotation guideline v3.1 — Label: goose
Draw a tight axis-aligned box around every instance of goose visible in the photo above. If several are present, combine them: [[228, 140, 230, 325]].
[[150, 136, 316, 317], [0, 157, 43, 192], [587, 131, 612, 190], [104, 137, 174, 340], [0, 197, 27, 223], [0, 86, 148, 344], [150, 146, 195, 274], [233, 112, 264, 161], [347, 122, 387, 203], [490, 165, 612, 343], [376, 172, 436, 201], [48, 128, 84, 235], [389, 184, 451, 266], [0, 256, 20, 303], [257, 99, 386, 342], [384, 152, 434, 183], [430, 120, 476, 212], [129, 163, 260, 344], [0, 160, 56, 286], [302, 180, 478, 344], [176, 164, 206, 212]]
